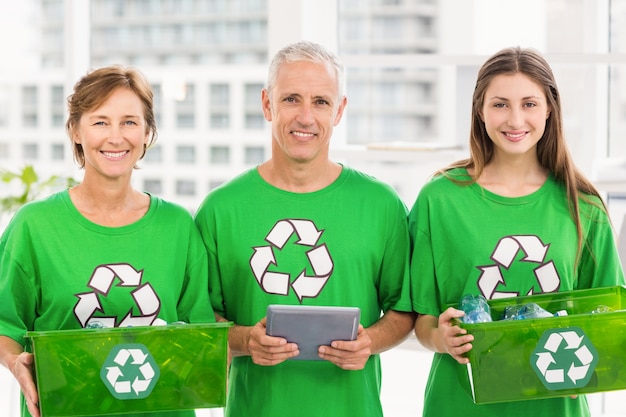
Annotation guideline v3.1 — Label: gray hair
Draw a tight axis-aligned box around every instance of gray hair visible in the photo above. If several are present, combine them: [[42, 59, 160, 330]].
[[266, 40, 345, 99]]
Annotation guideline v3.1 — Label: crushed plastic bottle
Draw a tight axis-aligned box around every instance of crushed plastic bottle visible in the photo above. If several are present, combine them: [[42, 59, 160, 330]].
[[501, 302, 555, 320], [85, 320, 106, 329], [459, 294, 493, 324], [590, 305, 613, 314]]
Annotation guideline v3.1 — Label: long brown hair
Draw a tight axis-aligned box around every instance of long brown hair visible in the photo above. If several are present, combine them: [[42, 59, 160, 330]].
[[443, 46, 605, 261]]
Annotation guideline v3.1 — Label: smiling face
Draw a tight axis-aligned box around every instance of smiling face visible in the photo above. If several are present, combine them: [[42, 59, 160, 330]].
[[262, 60, 347, 166], [72, 87, 149, 181], [481, 73, 551, 161]]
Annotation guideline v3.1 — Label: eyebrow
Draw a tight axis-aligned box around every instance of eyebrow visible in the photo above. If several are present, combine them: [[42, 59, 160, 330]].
[[487, 95, 544, 101], [88, 114, 141, 119]]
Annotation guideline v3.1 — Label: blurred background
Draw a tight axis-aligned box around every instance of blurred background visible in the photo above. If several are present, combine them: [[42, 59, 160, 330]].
[[1, 0, 626, 416]]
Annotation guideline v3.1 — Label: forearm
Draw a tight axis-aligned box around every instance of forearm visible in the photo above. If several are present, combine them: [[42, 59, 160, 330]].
[[227, 323, 253, 357], [414, 314, 444, 353], [366, 310, 417, 354]]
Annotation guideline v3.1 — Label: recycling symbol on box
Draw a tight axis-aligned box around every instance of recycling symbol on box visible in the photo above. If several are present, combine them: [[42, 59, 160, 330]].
[[530, 326, 598, 390], [249, 219, 333, 302], [100, 343, 160, 399]]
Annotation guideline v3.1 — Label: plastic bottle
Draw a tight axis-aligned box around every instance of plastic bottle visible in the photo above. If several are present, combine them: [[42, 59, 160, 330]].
[[459, 294, 493, 324], [501, 302, 561, 320], [517, 303, 553, 319], [590, 305, 613, 314]]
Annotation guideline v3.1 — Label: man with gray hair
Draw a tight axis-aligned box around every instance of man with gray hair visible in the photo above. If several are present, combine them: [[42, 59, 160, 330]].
[[195, 40, 416, 417]]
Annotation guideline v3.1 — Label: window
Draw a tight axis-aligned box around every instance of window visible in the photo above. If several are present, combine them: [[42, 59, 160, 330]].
[[210, 145, 230, 164], [210, 83, 230, 105], [22, 143, 38, 159], [144, 179, 163, 195], [210, 83, 230, 128], [51, 143, 64, 161], [152, 83, 163, 126], [244, 83, 264, 128], [50, 85, 65, 127], [0, 86, 9, 126], [244, 145, 265, 164], [22, 86, 38, 127], [176, 145, 196, 163], [144, 144, 163, 163], [245, 114, 265, 129], [176, 179, 196, 196], [211, 114, 230, 128], [176, 83, 195, 128]]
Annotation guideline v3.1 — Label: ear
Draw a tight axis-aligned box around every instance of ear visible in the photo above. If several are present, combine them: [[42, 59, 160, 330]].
[[261, 88, 272, 122], [333, 96, 348, 126], [71, 127, 81, 144]]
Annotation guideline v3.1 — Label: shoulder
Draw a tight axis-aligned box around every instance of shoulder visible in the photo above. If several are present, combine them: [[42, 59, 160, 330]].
[[577, 191, 610, 219], [150, 194, 194, 220], [1, 191, 66, 241], [195, 168, 257, 216], [418, 168, 467, 196], [10, 190, 66, 219], [205, 168, 255, 198], [343, 166, 401, 197]]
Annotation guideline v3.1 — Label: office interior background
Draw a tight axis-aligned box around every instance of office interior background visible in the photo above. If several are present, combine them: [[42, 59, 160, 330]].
[[1, 0, 626, 416]]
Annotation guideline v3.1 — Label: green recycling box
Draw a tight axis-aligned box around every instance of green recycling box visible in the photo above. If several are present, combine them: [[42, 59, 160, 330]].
[[459, 285, 626, 404], [26, 322, 231, 417]]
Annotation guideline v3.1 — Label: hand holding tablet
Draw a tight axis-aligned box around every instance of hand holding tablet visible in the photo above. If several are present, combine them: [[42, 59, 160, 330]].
[[265, 305, 361, 361]]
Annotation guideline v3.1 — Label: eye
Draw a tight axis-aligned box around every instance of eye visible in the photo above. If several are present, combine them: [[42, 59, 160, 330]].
[[284, 96, 297, 103], [316, 99, 330, 106], [124, 120, 138, 126], [493, 103, 506, 108], [523, 102, 537, 108], [93, 121, 107, 126]]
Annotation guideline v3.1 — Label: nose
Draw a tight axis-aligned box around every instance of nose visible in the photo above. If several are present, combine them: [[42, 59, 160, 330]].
[[295, 103, 315, 126], [108, 124, 124, 145], [508, 107, 524, 129]]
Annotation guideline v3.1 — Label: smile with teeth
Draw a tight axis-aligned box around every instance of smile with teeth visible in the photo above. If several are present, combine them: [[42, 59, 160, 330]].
[[292, 131, 315, 138], [102, 150, 128, 158], [504, 131, 527, 140]]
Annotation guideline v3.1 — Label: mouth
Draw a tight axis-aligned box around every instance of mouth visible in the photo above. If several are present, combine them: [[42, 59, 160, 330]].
[[291, 131, 316, 139], [503, 131, 528, 142], [101, 150, 129, 159]]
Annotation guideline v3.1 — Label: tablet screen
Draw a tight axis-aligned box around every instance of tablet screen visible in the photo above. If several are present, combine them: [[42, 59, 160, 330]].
[[266, 305, 361, 361]]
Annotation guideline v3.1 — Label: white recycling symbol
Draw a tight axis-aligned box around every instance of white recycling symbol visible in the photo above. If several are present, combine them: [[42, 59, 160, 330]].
[[74, 263, 161, 328], [250, 219, 333, 301], [100, 343, 160, 399], [531, 327, 598, 390], [477, 235, 560, 299]]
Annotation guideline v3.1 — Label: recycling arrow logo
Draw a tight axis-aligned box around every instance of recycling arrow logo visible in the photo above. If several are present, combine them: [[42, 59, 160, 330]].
[[100, 343, 160, 399], [530, 326, 598, 390], [477, 235, 560, 299], [74, 263, 161, 328], [250, 219, 333, 301]]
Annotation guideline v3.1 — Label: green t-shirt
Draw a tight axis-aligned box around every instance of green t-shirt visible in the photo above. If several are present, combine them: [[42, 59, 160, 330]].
[[0, 190, 215, 417], [194, 165, 412, 417], [409, 168, 625, 417]]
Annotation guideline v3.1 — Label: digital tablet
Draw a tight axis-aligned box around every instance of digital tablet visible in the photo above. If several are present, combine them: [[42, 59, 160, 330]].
[[266, 305, 361, 361]]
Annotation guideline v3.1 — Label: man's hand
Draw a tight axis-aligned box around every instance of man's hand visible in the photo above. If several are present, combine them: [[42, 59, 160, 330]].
[[247, 318, 299, 366], [318, 325, 371, 370]]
